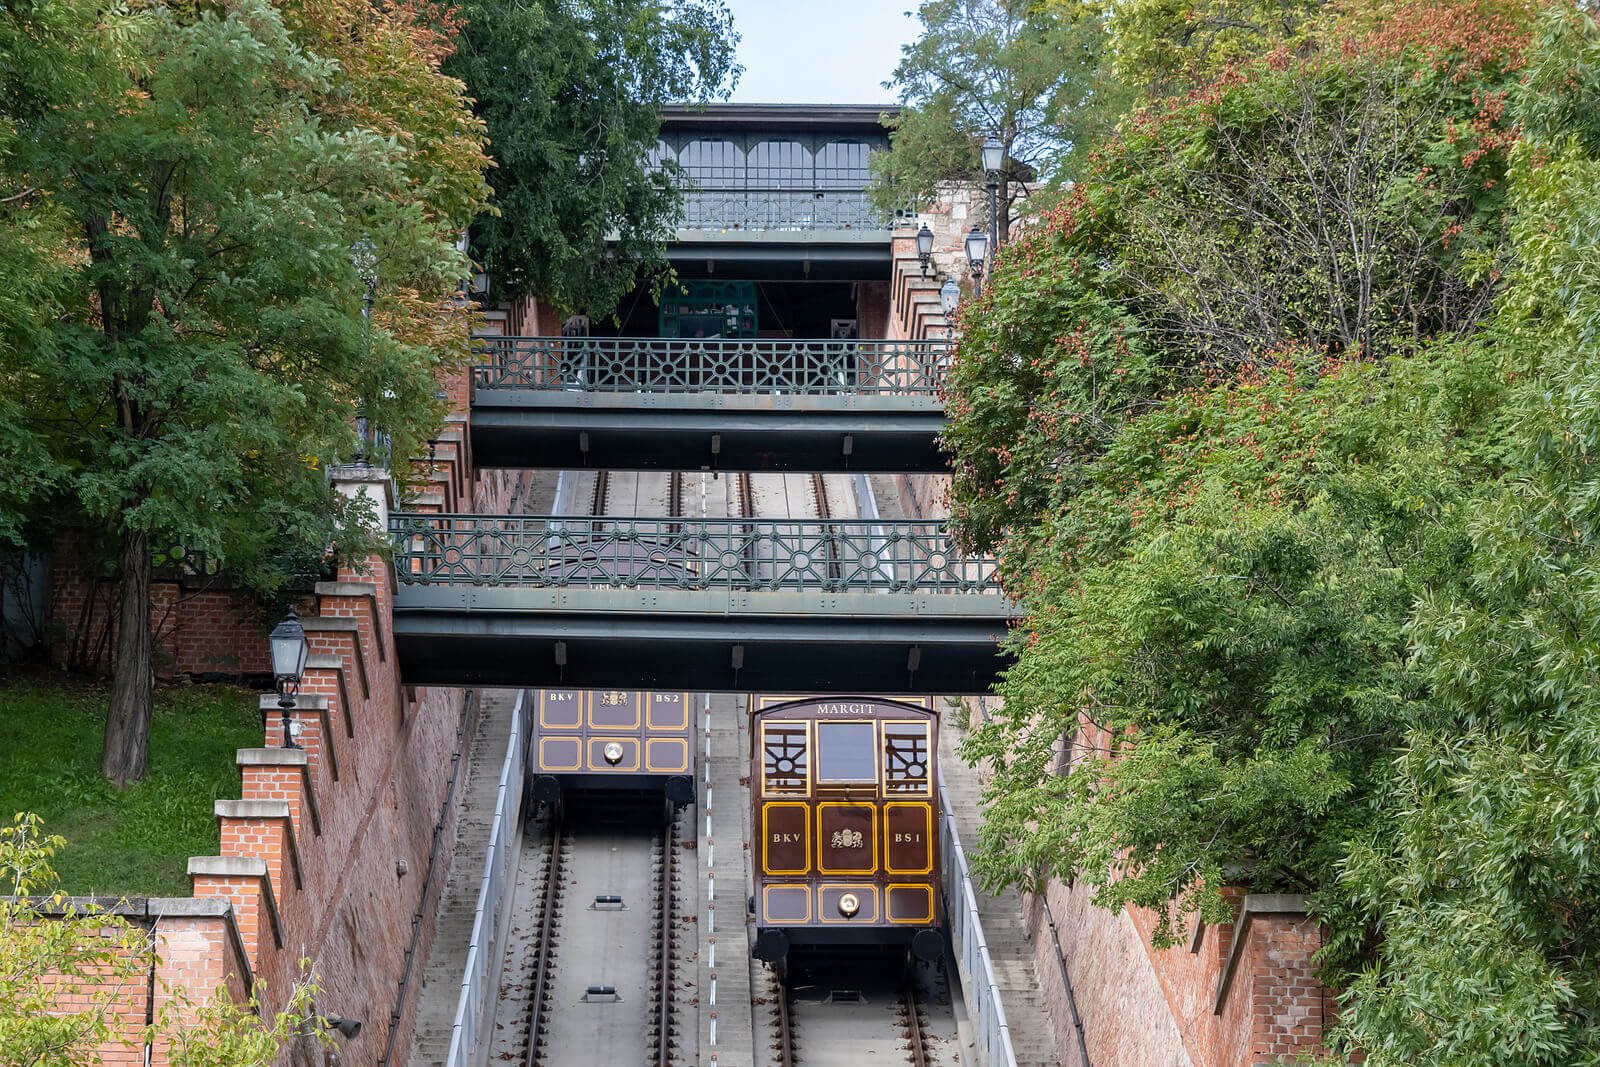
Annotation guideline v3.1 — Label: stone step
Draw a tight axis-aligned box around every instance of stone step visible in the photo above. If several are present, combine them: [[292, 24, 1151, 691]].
[[404, 689, 519, 1067], [937, 705, 1064, 1067]]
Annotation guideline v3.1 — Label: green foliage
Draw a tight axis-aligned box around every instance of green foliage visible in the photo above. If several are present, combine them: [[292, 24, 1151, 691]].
[[1331, 12, 1600, 1061], [0, 813, 326, 1066], [2, 0, 479, 565], [0, 814, 149, 1066], [1102, 0, 1321, 95], [944, 0, 1600, 1058], [0, 681, 258, 896], [872, 0, 1117, 234], [446, 0, 741, 317], [0, 0, 489, 780]]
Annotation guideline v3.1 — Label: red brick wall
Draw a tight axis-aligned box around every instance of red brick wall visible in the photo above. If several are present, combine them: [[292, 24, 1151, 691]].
[[36, 346, 531, 1063], [29, 906, 252, 1066], [48, 531, 279, 678], [1009, 715, 1335, 1065]]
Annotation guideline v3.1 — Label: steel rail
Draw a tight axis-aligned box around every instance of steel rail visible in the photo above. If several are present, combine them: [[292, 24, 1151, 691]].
[[901, 983, 929, 1067], [471, 336, 950, 396], [809, 473, 844, 581], [522, 819, 565, 1067], [774, 982, 795, 1067], [654, 817, 678, 1067]]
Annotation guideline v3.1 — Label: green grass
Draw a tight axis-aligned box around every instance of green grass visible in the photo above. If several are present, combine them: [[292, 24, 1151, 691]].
[[0, 677, 260, 897]]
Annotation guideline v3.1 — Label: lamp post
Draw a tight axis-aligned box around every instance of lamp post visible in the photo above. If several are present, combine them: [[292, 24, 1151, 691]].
[[350, 238, 378, 465], [982, 134, 1003, 258], [965, 225, 989, 297], [916, 222, 935, 278], [939, 275, 960, 339], [268, 608, 309, 750]]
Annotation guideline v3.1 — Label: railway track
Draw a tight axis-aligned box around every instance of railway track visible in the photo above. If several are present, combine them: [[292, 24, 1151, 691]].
[[516, 806, 685, 1065], [495, 465, 965, 1065], [494, 467, 697, 1065], [767, 959, 950, 1066]]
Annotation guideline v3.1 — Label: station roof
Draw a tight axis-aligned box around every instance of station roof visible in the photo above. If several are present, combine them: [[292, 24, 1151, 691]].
[[661, 103, 897, 133]]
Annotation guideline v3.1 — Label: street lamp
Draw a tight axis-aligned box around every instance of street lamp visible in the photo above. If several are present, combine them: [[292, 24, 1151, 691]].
[[916, 222, 935, 277], [350, 238, 378, 466], [982, 133, 1003, 261], [268, 608, 309, 750], [939, 276, 960, 339], [965, 225, 988, 297]]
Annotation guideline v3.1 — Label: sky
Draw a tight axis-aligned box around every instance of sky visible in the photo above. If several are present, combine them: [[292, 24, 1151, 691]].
[[722, 1, 918, 105]]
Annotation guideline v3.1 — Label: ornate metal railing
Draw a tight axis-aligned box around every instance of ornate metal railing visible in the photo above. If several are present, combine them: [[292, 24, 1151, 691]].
[[680, 188, 898, 232], [472, 337, 950, 396], [389, 514, 999, 595]]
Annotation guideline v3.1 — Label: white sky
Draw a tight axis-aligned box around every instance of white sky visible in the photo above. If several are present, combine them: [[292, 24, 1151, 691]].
[[722, 1, 918, 105]]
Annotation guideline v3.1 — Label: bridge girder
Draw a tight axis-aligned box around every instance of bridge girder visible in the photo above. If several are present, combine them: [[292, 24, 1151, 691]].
[[470, 392, 948, 472], [392, 586, 1010, 694]]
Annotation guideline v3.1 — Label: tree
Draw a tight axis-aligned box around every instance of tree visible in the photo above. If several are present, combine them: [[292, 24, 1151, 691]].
[[872, 0, 1118, 240], [0, 813, 327, 1066], [1099, 0, 1322, 97], [1331, 11, 1600, 1061], [939, 0, 1600, 1056], [445, 0, 741, 319], [0, 0, 486, 783]]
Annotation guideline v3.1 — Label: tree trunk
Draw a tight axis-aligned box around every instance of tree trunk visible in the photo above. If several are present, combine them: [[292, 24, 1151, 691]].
[[101, 527, 153, 786]]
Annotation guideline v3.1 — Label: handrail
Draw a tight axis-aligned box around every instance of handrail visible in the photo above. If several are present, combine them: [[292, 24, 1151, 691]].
[[388, 513, 1001, 595], [444, 690, 528, 1067], [678, 187, 895, 231], [939, 765, 1019, 1067], [472, 336, 951, 396]]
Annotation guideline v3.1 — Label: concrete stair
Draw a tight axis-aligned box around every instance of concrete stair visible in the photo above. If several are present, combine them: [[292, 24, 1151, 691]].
[[939, 713, 1064, 1067], [404, 689, 519, 1067]]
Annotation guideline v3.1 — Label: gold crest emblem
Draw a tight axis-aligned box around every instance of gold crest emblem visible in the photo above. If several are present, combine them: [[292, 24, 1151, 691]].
[[829, 829, 864, 849]]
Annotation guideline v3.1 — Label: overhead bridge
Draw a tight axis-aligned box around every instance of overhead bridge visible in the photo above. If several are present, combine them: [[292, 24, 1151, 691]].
[[470, 336, 950, 472], [389, 513, 1012, 693]]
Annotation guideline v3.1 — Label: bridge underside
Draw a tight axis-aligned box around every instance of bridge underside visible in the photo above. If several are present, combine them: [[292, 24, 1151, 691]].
[[471, 392, 947, 472], [393, 587, 1008, 693]]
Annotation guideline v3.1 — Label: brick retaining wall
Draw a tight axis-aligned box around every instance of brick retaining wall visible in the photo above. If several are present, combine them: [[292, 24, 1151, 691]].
[[35, 366, 528, 1064]]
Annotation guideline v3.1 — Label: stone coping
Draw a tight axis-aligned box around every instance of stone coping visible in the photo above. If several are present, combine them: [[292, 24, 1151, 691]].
[[312, 579, 387, 662], [306, 654, 356, 737], [314, 580, 388, 664], [1213, 893, 1310, 1015], [314, 580, 378, 597], [188, 857, 284, 952], [10, 895, 255, 992], [236, 748, 322, 837], [300, 616, 371, 699], [215, 799, 304, 891], [257, 692, 339, 780]]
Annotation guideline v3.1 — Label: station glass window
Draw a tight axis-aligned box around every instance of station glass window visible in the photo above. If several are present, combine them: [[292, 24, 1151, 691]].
[[748, 140, 812, 189], [816, 721, 878, 783], [646, 139, 673, 175], [815, 140, 872, 189], [762, 722, 809, 794], [681, 138, 742, 189], [883, 722, 932, 796]]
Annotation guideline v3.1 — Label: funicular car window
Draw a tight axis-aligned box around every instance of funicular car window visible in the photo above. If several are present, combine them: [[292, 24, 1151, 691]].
[[763, 722, 809, 794], [816, 721, 877, 783], [882, 721, 931, 796]]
